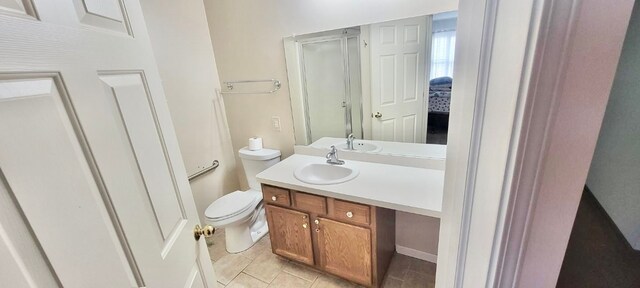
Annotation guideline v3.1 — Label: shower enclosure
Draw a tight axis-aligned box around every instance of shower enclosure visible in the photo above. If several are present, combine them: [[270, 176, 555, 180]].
[[292, 28, 363, 143]]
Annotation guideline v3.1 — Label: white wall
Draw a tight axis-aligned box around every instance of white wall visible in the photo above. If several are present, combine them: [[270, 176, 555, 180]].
[[204, 0, 457, 260], [396, 212, 440, 259], [586, 1, 640, 250], [139, 0, 240, 224]]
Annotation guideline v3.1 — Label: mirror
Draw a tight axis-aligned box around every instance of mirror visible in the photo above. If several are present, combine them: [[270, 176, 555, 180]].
[[284, 11, 458, 154]]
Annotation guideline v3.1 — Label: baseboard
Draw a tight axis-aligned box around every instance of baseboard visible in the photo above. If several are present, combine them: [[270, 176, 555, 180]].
[[396, 245, 437, 263]]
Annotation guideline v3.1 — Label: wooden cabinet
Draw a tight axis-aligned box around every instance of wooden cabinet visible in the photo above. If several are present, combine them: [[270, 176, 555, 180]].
[[262, 184, 395, 287], [317, 217, 372, 286], [265, 205, 314, 265]]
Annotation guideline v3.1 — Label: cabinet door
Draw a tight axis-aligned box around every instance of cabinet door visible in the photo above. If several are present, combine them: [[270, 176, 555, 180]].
[[317, 217, 372, 286], [265, 205, 314, 265]]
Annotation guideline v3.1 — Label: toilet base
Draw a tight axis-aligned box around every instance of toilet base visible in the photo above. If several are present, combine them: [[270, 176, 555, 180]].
[[207, 195, 270, 253], [225, 219, 269, 253]]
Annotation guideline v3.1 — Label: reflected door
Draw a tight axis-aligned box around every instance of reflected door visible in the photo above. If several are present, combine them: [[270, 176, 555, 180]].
[[0, 0, 215, 287], [370, 16, 430, 143]]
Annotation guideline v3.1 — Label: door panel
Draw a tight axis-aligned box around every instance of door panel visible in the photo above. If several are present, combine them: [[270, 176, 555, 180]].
[[402, 115, 417, 142], [82, 0, 124, 21], [184, 263, 207, 288], [100, 72, 185, 240], [0, 0, 215, 286], [0, 75, 140, 287], [266, 205, 314, 265], [381, 118, 396, 141], [317, 217, 372, 286], [379, 55, 396, 105], [0, 173, 60, 288], [0, 0, 36, 18], [403, 53, 419, 101], [371, 16, 429, 143], [71, 0, 132, 35]]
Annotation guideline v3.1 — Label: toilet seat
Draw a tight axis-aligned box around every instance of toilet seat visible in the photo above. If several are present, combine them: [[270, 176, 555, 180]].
[[205, 190, 261, 221]]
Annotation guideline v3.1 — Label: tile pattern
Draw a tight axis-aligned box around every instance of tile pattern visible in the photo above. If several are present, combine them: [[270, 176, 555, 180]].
[[208, 229, 436, 288]]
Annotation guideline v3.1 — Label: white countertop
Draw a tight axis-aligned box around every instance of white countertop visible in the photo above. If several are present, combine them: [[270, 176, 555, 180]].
[[256, 154, 444, 218]]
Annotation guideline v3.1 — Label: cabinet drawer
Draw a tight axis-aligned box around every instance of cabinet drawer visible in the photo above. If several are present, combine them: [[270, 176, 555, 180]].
[[293, 192, 327, 215], [333, 200, 370, 225], [262, 185, 290, 206]]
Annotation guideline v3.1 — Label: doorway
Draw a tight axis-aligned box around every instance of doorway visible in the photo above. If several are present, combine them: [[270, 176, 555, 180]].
[[557, 3, 640, 285]]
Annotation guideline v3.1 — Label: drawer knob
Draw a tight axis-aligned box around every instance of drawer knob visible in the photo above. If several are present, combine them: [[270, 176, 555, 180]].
[[314, 219, 319, 225], [315, 228, 320, 232], [302, 223, 308, 229], [271, 196, 277, 201], [346, 211, 353, 218]]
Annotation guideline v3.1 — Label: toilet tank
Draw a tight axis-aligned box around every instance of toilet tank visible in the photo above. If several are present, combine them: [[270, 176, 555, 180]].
[[238, 147, 281, 191]]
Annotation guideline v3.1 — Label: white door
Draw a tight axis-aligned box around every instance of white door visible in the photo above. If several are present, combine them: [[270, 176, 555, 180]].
[[0, 1, 216, 287], [370, 16, 430, 143]]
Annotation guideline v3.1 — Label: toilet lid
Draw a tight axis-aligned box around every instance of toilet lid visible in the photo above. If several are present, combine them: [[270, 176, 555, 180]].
[[205, 190, 258, 220]]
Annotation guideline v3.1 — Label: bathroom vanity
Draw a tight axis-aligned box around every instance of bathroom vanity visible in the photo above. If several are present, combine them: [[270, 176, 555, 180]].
[[257, 154, 444, 287], [261, 184, 394, 287]]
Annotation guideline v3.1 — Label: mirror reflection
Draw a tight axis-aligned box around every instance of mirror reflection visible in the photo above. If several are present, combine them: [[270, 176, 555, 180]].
[[285, 11, 457, 149]]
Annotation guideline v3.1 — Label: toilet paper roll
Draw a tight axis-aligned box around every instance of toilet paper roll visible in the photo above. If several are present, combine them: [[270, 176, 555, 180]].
[[248, 137, 263, 151]]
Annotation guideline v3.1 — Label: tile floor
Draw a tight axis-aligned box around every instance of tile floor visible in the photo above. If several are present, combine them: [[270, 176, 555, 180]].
[[208, 229, 436, 288]]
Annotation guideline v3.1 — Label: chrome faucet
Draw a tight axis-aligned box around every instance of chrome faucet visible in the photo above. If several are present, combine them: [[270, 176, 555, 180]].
[[326, 145, 345, 165], [346, 133, 356, 150]]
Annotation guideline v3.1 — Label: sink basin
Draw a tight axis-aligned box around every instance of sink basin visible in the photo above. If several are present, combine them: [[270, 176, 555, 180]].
[[334, 142, 382, 153], [294, 163, 359, 185]]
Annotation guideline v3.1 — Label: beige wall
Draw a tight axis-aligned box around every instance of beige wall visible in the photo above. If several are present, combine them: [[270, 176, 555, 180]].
[[139, 0, 240, 224], [396, 212, 440, 256], [204, 0, 455, 260]]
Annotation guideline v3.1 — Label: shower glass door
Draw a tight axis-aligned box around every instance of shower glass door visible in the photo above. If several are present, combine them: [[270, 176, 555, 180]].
[[299, 33, 362, 143]]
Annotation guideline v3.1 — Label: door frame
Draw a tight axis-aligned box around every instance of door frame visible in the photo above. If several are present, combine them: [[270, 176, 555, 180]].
[[491, 0, 634, 287], [437, 0, 543, 284], [422, 15, 433, 144], [438, 0, 635, 287]]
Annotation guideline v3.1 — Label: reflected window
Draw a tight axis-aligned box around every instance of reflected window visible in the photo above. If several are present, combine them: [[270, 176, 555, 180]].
[[430, 29, 456, 79], [427, 12, 457, 145]]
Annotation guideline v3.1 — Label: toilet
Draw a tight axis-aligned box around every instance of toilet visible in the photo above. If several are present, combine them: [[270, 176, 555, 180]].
[[204, 147, 281, 253]]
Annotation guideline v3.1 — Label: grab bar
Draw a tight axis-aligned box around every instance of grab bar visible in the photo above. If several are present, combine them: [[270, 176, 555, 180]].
[[188, 160, 220, 181]]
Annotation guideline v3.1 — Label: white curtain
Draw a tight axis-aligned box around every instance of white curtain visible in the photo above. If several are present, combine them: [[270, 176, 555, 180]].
[[430, 30, 456, 79]]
